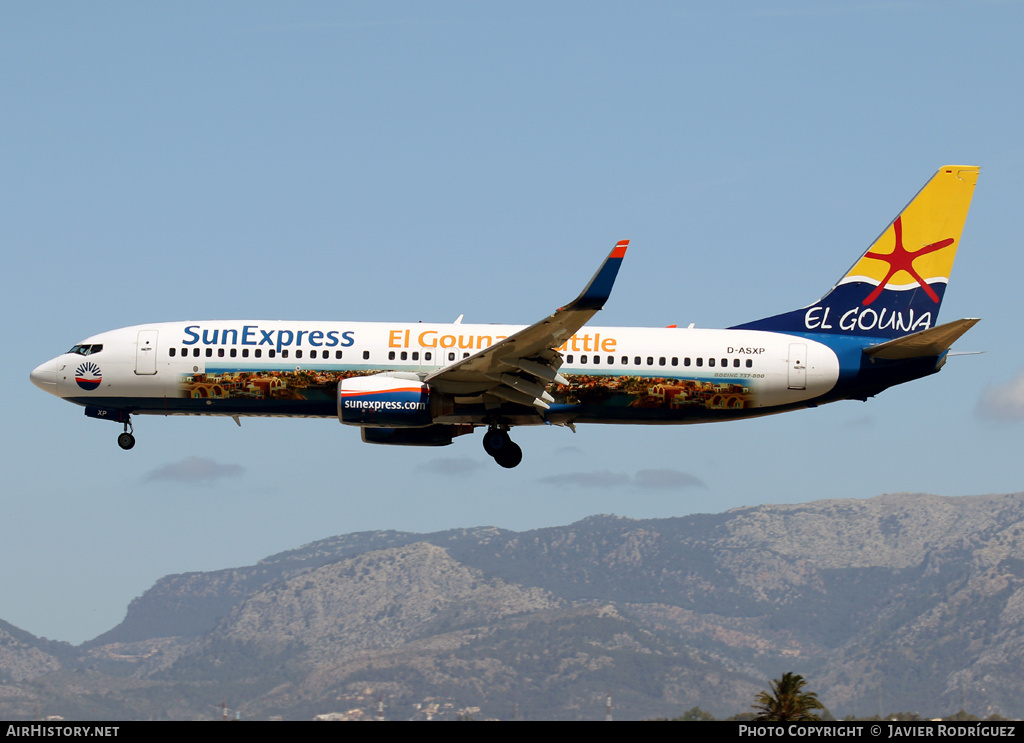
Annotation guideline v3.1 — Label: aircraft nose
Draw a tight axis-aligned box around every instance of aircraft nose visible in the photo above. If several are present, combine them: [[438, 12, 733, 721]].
[[30, 359, 58, 395]]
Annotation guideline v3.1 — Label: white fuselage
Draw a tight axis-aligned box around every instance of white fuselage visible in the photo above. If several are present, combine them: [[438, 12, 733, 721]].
[[32, 320, 840, 426]]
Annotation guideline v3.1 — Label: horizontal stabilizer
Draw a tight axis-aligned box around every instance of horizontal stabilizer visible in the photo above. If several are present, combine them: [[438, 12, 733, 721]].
[[863, 318, 980, 360]]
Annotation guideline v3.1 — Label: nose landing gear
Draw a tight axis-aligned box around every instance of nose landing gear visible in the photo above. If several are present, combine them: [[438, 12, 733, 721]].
[[482, 426, 522, 468], [117, 417, 135, 450]]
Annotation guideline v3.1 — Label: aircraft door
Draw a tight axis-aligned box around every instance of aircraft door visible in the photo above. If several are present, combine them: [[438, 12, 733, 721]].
[[136, 330, 158, 375], [787, 343, 806, 390]]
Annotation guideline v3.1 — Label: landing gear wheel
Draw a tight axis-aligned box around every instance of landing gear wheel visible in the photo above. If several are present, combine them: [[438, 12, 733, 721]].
[[482, 428, 508, 456], [493, 441, 523, 469], [483, 426, 522, 467], [117, 414, 135, 450]]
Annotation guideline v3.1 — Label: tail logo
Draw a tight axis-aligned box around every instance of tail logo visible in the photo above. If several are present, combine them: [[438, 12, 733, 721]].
[[861, 216, 954, 306], [731, 165, 977, 339], [75, 361, 102, 391]]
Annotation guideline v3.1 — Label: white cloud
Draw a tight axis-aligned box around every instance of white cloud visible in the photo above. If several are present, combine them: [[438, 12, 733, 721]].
[[977, 371, 1024, 422], [538, 468, 704, 490], [538, 470, 632, 488], [416, 458, 486, 476], [144, 457, 245, 485], [634, 469, 705, 489]]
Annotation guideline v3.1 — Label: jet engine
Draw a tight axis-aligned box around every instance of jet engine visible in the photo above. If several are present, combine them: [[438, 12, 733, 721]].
[[338, 373, 452, 428], [362, 424, 473, 447]]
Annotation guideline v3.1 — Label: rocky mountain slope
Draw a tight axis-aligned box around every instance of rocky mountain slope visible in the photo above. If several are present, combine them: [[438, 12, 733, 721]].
[[3, 492, 1024, 720]]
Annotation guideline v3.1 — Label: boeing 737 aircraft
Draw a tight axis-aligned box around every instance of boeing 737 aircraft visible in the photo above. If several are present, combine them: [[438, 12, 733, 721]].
[[31, 166, 979, 468]]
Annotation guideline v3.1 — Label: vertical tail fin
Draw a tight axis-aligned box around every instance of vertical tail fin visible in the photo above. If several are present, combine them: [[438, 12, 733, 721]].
[[732, 166, 979, 339]]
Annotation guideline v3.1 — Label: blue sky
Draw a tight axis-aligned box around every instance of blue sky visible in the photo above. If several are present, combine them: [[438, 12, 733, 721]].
[[4, 2, 1024, 644]]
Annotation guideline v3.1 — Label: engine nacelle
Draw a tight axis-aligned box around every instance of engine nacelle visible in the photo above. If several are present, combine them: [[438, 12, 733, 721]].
[[338, 374, 451, 428], [362, 424, 473, 447]]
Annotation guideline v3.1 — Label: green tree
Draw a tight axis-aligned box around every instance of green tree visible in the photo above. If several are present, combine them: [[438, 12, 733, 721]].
[[752, 672, 824, 722], [677, 706, 715, 721]]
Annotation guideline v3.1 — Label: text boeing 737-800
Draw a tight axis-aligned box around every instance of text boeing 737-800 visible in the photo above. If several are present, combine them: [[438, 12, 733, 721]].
[[31, 166, 980, 468]]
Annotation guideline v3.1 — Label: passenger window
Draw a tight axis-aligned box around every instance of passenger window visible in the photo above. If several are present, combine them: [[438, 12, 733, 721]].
[[721, 358, 727, 367], [335, 350, 343, 359], [412, 352, 419, 361], [746, 359, 753, 368], [295, 350, 302, 359], [621, 356, 628, 365], [242, 349, 249, 358], [425, 352, 431, 361], [401, 352, 408, 361], [696, 358, 703, 367], [169, 348, 176, 357], [448, 352, 455, 361], [671, 357, 678, 366], [647, 357, 654, 366], [581, 355, 587, 364], [388, 351, 396, 361], [733, 358, 739, 367], [684, 357, 691, 367], [608, 356, 614, 364], [282, 350, 289, 358], [255, 349, 262, 358], [362, 351, 369, 360], [709, 358, 715, 367], [659, 357, 666, 366], [634, 356, 641, 365], [193, 348, 200, 357], [218, 348, 224, 358], [567, 355, 574, 364], [206, 348, 213, 358], [269, 350, 276, 358]]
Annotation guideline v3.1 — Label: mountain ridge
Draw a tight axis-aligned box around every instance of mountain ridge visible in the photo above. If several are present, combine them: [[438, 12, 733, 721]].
[[3, 491, 1023, 720]]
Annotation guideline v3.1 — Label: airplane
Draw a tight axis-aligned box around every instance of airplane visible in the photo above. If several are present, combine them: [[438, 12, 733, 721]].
[[31, 165, 979, 468]]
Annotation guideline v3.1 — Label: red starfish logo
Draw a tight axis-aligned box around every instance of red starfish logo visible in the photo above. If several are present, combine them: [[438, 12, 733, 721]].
[[861, 216, 954, 306]]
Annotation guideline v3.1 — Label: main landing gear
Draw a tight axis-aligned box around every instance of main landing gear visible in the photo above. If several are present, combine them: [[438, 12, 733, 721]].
[[482, 426, 522, 469], [117, 416, 135, 450]]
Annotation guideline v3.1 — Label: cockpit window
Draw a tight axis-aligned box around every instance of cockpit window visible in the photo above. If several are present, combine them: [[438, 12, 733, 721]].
[[67, 344, 103, 356]]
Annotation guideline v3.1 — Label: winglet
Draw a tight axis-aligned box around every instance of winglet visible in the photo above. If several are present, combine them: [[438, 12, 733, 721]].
[[562, 240, 629, 311]]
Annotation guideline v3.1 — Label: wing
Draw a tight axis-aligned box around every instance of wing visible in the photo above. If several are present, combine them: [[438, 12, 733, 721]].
[[424, 240, 629, 410]]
